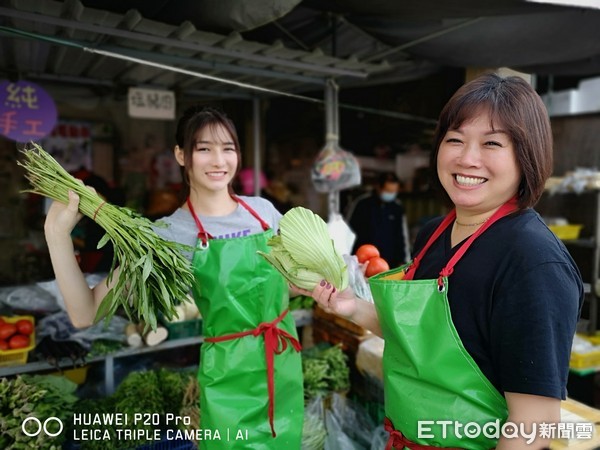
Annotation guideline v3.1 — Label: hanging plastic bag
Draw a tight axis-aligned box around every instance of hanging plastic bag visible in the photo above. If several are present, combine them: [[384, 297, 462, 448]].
[[328, 213, 356, 256], [312, 141, 361, 193], [313, 79, 361, 193]]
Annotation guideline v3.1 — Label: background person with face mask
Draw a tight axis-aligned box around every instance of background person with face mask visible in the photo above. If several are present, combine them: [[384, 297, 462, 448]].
[[345, 172, 411, 268]]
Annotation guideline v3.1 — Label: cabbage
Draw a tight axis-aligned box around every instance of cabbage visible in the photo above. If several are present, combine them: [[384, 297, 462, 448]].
[[258, 207, 348, 290]]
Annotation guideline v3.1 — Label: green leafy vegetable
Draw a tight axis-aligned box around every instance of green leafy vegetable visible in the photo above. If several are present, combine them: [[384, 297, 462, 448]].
[[258, 207, 348, 290], [0, 375, 77, 449], [289, 295, 315, 310], [302, 344, 350, 399], [17, 143, 195, 331], [71, 368, 195, 450]]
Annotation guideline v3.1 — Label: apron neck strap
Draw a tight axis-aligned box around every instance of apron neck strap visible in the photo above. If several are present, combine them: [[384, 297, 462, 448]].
[[187, 197, 213, 245], [404, 197, 518, 281], [187, 195, 271, 246], [231, 195, 271, 231]]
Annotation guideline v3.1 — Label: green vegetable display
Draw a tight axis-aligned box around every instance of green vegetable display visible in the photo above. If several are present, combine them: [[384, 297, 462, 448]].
[[0, 375, 78, 450], [289, 295, 315, 310], [17, 143, 195, 331], [71, 368, 194, 450], [302, 358, 330, 399], [302, 344, 350, 400], [86, 339, 124, 357], [258, 207, 348, 291]]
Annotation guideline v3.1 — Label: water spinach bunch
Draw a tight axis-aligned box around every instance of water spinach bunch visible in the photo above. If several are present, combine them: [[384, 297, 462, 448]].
[[258, 206, 348, 291], [18, 143, 194, 331]]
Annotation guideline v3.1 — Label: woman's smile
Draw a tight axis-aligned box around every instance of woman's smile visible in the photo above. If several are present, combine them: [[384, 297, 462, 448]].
[[454, 174, 487, 187]]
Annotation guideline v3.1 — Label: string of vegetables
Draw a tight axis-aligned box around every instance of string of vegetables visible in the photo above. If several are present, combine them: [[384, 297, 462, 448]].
[[17, 143, 194, 331]]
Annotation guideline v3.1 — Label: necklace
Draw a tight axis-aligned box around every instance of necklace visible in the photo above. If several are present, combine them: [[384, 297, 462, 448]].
[[454, 217, 489, 227]]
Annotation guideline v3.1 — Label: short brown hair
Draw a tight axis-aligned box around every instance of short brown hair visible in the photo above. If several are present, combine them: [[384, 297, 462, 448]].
[[430, 73, 553, 210]]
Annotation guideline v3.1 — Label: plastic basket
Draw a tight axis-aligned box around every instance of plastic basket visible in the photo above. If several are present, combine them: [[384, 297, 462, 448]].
[[50, 365, 90, 385], [0, 315, 35, 367], [163, 318, 203, 340], [570, 350, 600, 369], [570, 333, 600, 369], [549, 224, 583, 240]]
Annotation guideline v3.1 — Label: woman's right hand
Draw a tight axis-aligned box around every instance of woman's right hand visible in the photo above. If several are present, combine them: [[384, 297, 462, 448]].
[[44, 190, 83, 238]]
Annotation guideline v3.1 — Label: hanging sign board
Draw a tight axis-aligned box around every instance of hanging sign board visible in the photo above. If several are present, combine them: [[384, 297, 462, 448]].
[[40, 121, 92, 172], [128, 87, 175, 120], [0, 80, 58, 142]]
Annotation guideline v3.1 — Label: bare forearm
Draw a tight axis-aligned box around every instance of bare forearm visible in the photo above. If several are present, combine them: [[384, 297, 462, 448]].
[[348, 298, 382, 337], [495, 393, 559, 449], [44, 193, 115, 328], [46, 233, 103, 328]]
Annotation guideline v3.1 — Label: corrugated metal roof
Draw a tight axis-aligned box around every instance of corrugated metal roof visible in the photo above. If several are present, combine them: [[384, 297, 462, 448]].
[[0, 0, 391, 100]]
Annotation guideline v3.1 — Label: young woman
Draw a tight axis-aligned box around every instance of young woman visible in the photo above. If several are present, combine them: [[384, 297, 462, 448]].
[[302, 74, 583, 449], [44, 106, 304, 449]]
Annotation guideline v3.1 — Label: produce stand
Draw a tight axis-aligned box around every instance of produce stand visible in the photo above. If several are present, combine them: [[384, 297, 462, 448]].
[[0, 335, 203, 395], [4, 274, 600, 449], [553, 398, 600, 449]]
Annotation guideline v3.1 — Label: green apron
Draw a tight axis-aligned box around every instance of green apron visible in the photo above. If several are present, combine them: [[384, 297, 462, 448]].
[[187, 196, 304, 450], [369, 200, 516, 449]]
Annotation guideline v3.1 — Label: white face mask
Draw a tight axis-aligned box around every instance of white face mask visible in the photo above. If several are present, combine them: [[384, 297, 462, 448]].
[[380, 192, 397, 202]]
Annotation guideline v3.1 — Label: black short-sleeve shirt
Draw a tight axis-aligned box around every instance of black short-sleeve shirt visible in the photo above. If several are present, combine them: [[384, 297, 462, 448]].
[[412, 208, 583, 399]]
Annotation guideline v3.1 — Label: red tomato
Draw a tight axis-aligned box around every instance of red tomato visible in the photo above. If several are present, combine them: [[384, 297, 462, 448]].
[[16, 319, 34, 335], [8, 334, 30, 349], [365, 256, 390, 277], [355, 244, 380, 264], [0, 339, 8, 351], [0, 324, 16, 340]]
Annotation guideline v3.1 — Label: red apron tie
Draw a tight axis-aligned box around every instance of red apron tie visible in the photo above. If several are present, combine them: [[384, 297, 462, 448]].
[[404, 197, 518, 282], [384, 418, 462, 450], [204, 309, 302, 437]]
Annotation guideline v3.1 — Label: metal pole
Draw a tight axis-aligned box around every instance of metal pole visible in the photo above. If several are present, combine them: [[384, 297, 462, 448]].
[[253, 97, 261, 197], [325, 78, 340, 218]]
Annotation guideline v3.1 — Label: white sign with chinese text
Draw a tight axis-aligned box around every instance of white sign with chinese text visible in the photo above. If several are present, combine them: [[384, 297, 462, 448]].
[[128, 87, 175, 120]]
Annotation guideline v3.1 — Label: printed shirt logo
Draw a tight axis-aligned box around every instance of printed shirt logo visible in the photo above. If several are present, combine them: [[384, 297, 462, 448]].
[[214, 228, 252, 239]]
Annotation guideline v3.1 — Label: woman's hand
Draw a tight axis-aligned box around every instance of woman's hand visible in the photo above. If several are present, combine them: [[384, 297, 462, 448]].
[[294, 281, 359, 320], [288, 283, 304, 298], [293, 280, 383, 337], [44, 190, 83, 238]]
